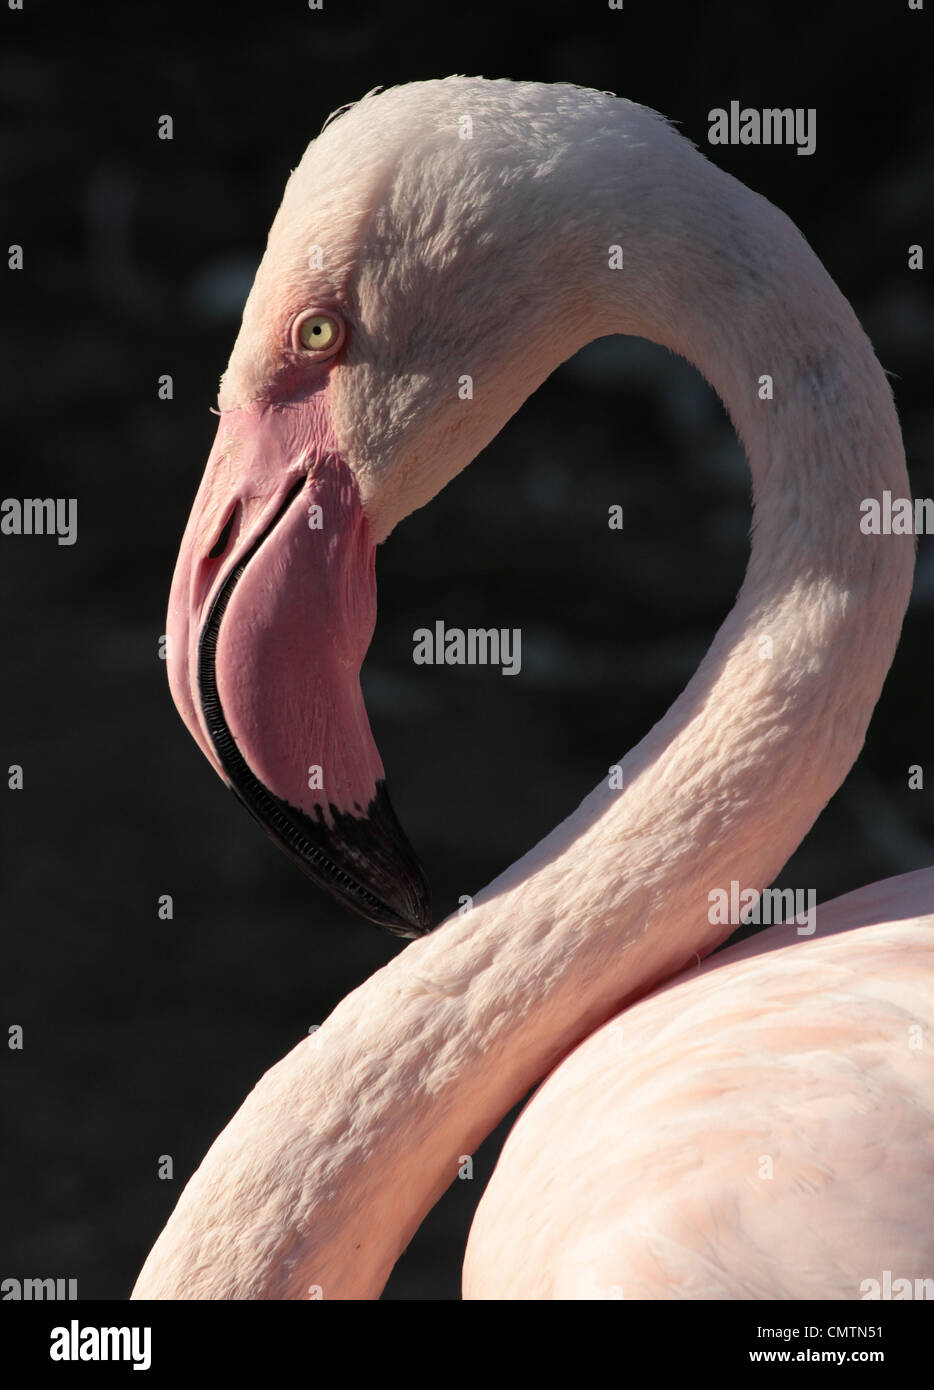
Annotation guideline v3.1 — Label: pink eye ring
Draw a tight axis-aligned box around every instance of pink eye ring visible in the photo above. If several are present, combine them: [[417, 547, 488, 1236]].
[[293, 309, 346, 357]]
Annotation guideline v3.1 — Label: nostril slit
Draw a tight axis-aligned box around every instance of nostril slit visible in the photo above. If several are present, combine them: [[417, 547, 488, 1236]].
[[209, 504, 239, 559]]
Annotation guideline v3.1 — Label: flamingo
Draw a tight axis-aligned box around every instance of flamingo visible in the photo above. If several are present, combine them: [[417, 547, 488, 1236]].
[[133, 77, 934, 1300]]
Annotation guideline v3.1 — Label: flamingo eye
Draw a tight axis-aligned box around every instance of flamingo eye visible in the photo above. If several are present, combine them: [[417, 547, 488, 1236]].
[[295, 311, 344, 355]]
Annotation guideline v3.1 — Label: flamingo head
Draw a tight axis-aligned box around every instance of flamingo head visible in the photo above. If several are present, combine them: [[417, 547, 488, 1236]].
[[166, 78, 612, 936]]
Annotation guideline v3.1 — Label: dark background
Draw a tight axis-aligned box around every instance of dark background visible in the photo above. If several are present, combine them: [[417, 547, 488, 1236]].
[[1, 0, 932, 1300]]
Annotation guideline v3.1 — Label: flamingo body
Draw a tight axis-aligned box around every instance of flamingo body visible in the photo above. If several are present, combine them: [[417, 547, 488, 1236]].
[[466, 870, 934, 1299]]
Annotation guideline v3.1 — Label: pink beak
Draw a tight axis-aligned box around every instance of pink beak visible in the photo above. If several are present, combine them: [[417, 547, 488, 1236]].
[[166, 400, 432, 937]]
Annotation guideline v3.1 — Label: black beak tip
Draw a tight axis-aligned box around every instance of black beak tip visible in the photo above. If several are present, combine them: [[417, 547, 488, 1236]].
[[370, 850, 434, 938], [227, 774, 434, 939], [366, 873, 433, 939], [340, 781, 434, 939]]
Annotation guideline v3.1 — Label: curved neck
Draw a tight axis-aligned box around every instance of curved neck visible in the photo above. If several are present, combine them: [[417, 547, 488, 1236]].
[[133, 142, 913, 1300]]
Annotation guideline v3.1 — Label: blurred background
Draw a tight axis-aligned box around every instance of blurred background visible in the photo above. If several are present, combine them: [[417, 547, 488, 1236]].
[[1, 0, 932, 1299]]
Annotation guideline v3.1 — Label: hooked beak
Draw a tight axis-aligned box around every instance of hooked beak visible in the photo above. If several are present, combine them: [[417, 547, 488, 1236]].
[[166, 402, 432, 938]]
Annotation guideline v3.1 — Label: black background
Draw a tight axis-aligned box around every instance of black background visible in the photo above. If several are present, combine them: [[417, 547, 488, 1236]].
[[2, 0, 932, 1301]]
